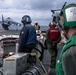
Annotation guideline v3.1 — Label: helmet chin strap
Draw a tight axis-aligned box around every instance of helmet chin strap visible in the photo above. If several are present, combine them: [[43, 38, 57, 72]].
[[21, 20, 26, 25], [23, 22, 26, 26]]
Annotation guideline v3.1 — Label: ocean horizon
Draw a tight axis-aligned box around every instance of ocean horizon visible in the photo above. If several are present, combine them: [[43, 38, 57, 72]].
[[0, 24, 49, 31]]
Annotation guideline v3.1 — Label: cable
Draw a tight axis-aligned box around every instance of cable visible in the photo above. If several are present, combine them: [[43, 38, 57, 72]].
[[37, 58, 48, 75], [0, 71, 3, 75], [31, 66, 42, 75], [24, 70, 35, 75], [33, 41, 44, 61]]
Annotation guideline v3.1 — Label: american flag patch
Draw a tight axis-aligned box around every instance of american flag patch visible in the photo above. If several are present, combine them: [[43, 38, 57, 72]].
[[22, 31, 24, 34]]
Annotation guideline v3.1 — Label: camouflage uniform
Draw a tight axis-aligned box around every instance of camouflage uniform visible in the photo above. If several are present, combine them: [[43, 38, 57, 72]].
[[46, 29, 61, 68]]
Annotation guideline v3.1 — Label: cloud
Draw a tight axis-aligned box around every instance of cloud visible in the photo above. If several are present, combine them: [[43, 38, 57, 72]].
[[0, 0, 76, 26]]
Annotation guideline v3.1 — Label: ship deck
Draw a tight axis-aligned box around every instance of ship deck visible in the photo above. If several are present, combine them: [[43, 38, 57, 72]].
[[0, 29, 63, 75]]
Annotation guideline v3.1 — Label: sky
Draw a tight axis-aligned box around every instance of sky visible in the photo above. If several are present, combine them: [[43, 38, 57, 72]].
[[0, 0, 76, 27]]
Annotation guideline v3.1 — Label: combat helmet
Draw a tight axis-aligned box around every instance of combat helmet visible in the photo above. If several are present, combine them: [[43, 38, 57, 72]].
[[49, 22, 56, 27], [21, 15, 32, 24]]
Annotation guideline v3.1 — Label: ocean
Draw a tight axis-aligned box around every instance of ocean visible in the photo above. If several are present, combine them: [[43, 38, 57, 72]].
[[0, 24, 49, 31], [39, 26, 49, 31]]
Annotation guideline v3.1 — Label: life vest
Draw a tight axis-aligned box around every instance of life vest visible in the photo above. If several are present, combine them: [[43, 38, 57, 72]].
[[48, 28, 60, 41], [56, 34, 76, 75]]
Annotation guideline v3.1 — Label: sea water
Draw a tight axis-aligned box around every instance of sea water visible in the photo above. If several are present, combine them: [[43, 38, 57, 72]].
[[0, 24, 49, 31]]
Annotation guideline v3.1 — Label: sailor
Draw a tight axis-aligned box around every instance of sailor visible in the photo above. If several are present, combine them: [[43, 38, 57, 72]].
[[34, 22, 40, 30], [18, 15, 37, 53], [46, 22, 61, 69], [56, 3, 76, 75]]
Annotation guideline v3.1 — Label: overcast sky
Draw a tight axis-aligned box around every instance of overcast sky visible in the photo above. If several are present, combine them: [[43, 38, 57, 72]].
[[0, 0, 76, 26]]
